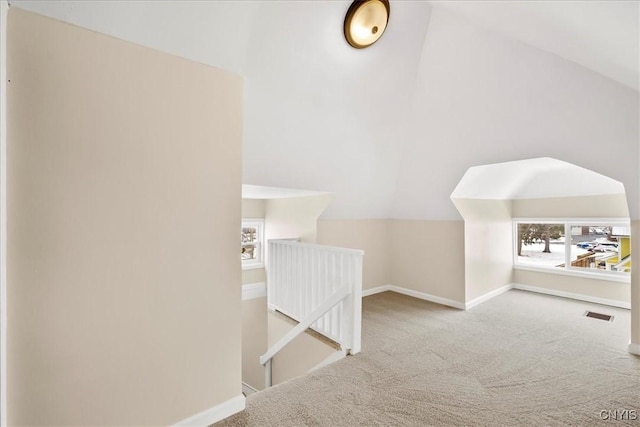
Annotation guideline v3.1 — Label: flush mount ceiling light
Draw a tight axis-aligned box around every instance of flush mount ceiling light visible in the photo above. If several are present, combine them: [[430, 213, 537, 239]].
[[344, 0, 390, 49]]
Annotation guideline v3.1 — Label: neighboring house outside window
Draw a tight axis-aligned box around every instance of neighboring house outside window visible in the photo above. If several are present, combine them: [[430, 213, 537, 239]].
[[242, 219, 264, 269], [514, 219, 631, 281]]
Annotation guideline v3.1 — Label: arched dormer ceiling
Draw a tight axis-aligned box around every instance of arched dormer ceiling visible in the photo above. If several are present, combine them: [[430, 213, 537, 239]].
[[451, 157, 626, 202]]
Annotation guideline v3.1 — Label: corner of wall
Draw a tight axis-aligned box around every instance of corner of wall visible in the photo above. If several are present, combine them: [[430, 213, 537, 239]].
[[389, 219, 465, 304]]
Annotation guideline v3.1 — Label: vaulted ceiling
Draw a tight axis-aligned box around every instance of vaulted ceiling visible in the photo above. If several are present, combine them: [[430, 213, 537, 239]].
[[13, 1, 640, 219], [436, 1, 639, 91]]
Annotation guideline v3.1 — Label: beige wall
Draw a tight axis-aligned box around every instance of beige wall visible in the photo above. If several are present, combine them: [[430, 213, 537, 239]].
[[512, 194, 629, 218], [242, 297, 268, 391], [451, 199, 513, 303], [265, 194, 332, 244], [7, 9, 242, 425], [464, 221, 513, 302], [317, 219, 391, 290], [242, 268, 266, 285], [242, 198, 266, 219], [319, 212, 631, 309], [0, 3, 6, 425], [268, 313, 338, 386], [513, 269, 630, 304], [242, 198, 266, 285], [317, 219, 468, 302], [317, 219, 466, 303], [390, 220, 466, 303]]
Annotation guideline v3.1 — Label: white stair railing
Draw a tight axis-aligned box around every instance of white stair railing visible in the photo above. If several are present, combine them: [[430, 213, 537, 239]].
[[260, 239, 364, 388]]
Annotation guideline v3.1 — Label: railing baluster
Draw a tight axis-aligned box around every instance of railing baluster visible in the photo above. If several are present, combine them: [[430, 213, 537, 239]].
[[264, 239, 364, 386], [303, 246, 308, 319], [336, 254, 344, 342], [286, 244, 291, 314], [305, 247, 311, 319]]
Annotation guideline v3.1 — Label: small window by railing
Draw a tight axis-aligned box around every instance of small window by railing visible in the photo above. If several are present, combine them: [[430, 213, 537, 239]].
[[514, 219, 631, 279], [242, 219, 264, 270]]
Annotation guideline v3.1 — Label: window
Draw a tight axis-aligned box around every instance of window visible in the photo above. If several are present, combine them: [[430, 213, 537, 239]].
[[516, 223, 565, 269], [241, 219, 264, 269], [514, 219, 630, 280]]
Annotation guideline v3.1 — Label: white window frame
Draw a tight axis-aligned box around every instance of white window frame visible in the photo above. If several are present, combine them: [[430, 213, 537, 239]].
[[241, 219, 264, 270], [513, 218, 630, 284]]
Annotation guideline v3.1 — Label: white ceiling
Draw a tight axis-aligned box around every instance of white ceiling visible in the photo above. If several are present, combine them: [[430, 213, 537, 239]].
[[434, 1, 640, 91], [10, 0, 640, 220], [11, 0, 639, 91]]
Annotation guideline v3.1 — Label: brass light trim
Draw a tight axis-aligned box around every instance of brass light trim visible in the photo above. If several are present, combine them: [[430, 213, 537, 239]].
[[344, 0, 390, 49]]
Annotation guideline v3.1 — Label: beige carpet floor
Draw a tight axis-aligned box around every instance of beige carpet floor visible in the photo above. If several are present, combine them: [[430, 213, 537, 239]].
[[217, 290, 640, 426]]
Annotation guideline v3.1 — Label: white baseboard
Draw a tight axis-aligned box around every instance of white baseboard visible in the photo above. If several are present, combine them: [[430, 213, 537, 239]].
[[363, 284, 465, 310], [363, 282, 630, 311], [512, 283, 630, 309], [242, 382, 259, 396], [629, 342, 640, 356], [465, 284, 513, 310], [366, 284, 509, 310], [242, 282, 266, 301], [362, 284, 392, 297], [172, 394, 245, 427]]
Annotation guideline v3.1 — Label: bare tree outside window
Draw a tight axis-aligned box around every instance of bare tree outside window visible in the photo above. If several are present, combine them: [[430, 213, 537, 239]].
[[518, 223, 564, 255]]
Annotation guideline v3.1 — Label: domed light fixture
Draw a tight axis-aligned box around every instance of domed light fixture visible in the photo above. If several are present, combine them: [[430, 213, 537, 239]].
[[344, 0, 390, 49]]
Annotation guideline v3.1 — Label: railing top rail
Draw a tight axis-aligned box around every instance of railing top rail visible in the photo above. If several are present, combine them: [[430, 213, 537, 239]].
[[268, 239, 365, 256]]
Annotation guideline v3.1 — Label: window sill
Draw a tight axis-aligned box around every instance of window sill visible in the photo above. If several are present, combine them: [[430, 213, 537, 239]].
[[242, 263, 264, 271], [513, 265, 630, 284]]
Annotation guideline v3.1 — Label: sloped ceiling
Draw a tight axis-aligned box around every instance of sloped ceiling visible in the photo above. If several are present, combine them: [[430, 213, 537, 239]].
[[11, 1, 640, 220], [12, 0, 432, 218], [436, 1, 639, 91]]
